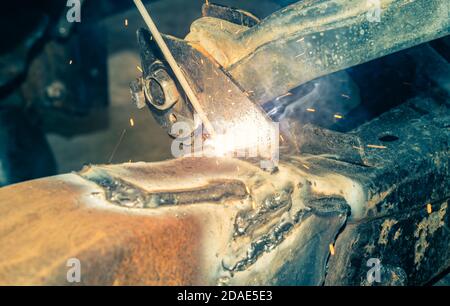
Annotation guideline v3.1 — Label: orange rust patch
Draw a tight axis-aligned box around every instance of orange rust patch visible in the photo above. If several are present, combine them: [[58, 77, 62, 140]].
[[0, 176, 204, 285]]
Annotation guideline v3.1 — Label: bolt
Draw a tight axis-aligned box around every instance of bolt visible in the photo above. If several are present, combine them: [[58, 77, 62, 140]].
[[144, 68, 180, 110]]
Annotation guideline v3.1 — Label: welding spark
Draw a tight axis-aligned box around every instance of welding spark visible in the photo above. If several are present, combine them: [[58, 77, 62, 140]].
[[427, 203, 432, 214], [367, 144, 387, 149], [306, 108, 316, 112], [129, 118, 135, 127], [400, 0, 415, 7], [245, 186, 251, 195], [69, 59, 73, 65], [245, 90, 254, 97], [334, 114, 343, 119], [108, 129, 127, 163], [276, 92, 293, 101], [329, 244, 335, 256], [124, 19, 129, 27], [136, 65, 143, 73]]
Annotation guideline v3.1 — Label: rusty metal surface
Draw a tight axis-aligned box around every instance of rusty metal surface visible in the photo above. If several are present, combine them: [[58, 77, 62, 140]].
[[76, 157, 352, 285], [1, 104, 448, 285], [0, 72, 449, 285], [1, 91, 449, 285], [0, 156, 353, 285], [0, 132, 448, 286], [0, 173, 204, 285], [1, 77, 450, 286]]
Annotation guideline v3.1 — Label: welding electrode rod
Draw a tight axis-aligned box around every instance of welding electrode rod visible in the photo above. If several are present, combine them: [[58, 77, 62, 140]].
[[133, 0, 216, 137]]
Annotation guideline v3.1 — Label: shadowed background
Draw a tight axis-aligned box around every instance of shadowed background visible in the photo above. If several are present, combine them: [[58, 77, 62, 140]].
[[46, 0, 283, 173]]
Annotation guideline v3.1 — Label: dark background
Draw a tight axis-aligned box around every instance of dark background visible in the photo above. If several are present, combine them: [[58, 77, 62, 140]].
[[0, 0, 290, 183]]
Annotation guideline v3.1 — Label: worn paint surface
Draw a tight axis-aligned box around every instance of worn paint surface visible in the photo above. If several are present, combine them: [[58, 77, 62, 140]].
[[187, 0, 450, 103]]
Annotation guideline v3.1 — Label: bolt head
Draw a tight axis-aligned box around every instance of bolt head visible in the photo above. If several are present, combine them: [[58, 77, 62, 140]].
[[145, 69, 180, 110]]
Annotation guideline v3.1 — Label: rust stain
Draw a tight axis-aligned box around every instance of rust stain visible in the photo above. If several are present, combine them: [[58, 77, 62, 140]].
[[0, 176, 205, 285], [378, 219, 398, 245]]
